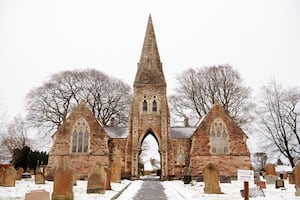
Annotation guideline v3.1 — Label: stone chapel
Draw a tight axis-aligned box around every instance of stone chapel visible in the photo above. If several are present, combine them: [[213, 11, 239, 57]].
[[46, 15, 252, 180]]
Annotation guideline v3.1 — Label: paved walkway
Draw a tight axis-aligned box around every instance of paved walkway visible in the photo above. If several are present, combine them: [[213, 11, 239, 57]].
[[133, 176, 167, 200]]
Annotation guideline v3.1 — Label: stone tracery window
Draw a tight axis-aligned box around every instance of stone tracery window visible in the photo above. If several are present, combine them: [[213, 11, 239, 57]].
[[71, 118, 90, 153], [210, 118, 229, 155]]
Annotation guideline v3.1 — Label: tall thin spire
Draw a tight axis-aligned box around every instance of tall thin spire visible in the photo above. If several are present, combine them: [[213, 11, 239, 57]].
[[134, 15, 166, 85]]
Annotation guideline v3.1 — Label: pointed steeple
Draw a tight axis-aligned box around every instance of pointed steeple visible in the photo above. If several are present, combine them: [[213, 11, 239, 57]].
[[134, 15, 166, 86]]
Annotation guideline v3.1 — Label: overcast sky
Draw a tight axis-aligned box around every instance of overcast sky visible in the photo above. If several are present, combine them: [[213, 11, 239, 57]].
[[0, 0, 299, 120]]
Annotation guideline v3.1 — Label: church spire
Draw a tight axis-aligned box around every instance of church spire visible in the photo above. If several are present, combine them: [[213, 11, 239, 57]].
[[134, 15, 166, 86]]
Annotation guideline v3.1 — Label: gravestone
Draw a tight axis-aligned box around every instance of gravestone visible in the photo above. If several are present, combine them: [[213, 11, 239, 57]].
[[111, 149, 122, 183], [25, 189, 50, 200], [16, 167, 24, 180], [0, 167, 5, 186], [288, 173, 295, 184], [35, 172, 45, 184], [3, 166, 16, 187], [265, 163, 276, 175], [294, 160, 300, 196], [52, 157, 74, 200], [104, 167, 111, 190], [203, 162, 222, 194], [254, 171, 260, 183], [87, 162, 106, 194], [219, 176, 231, 183], [265, 163, 278, 184], [256, 181, 266, 189], [275, 179, 285, 189], [240, 186, 265, 198]]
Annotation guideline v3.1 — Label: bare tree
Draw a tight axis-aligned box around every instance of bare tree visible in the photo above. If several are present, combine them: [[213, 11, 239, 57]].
[[171, 64, 254, 127], [1, 116, 29, 154], [252, 152, 268, 171], [256, 80, 300, 167], [26, 69, 132, 135]]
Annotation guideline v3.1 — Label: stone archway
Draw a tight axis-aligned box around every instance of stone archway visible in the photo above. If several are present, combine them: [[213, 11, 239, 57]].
[[138, 129, 161, 177]]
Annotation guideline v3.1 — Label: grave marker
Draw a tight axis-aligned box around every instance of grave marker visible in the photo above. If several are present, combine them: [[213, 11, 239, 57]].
[[203, 162, 222, 194]]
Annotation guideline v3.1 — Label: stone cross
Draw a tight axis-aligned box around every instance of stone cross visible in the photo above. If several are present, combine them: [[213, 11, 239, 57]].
[[87, 161, 106, 194], [52, 157, 74, 200], [203, 162, 223, 194], [294, 160, 300, 196]]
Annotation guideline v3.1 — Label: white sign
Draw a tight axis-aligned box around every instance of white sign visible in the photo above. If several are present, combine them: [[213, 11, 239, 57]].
[[237, 169, 254, 182]]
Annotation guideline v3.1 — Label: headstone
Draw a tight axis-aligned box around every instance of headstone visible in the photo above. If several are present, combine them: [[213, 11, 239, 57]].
[[294, 160, 300, 196], [288, 173, 295, 184], [0, 167, 5, 186], [275, 179, 285, 189], [35, 172, 45, 184], [256, 181, 266, 189], [52, 157, 74, 200], [25, 189, 50, 200], [111, 149, 122, 183], [240, 186, 265, 198], [264, 164, 278, 185], [104, 167, 111, 190], [219, 176, 231, 183], [16, 167, 24, 180], [254, 171, 260, 183], [265, 163, 276, 176], [196, 176, 204, 182], [203, 162, 223, 194], [2, 166, 16, 187], [87, 162, 106, 194], [265, 175, 278, 184], [183, 175, 192, 184]]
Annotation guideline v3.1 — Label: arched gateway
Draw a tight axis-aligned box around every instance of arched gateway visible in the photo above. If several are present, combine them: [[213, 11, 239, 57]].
[[125, 15, 174, 180]]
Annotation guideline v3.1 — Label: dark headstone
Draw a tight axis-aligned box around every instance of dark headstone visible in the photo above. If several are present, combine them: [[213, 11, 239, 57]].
[[183, 175, 192, 184], [196, 176, 204, 182], [219, 176, 231, 183], [275, 179, 285, 189]]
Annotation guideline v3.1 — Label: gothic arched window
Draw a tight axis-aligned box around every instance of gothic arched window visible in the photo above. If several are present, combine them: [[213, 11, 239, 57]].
[[210, 118, 229, 155], [152, 100, 157, 112], [71, 118, 90, 153], [142, 100, 147, 111]]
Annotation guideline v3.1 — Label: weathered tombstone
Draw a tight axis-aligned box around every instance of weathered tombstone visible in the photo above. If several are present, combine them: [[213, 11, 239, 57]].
[[240, 186, 265, 198], [254, 171, 260, 183], [35, 172, 45, 184], [203, 162, 222, 194], [104, 167, 111, 190], [183, 167, 192, 184], [16, 167, 24, 180], [256, 181, 266, 189], [294, 160, 300, 196], [25, 189, 50, 200], [265, 163, 276, 175], [0, 167, 5, 186], [87, 161, 106, 194], [2, 166, 16, 187], [275, 179, 285, 189], [219, 176, 231, 183], [52, 157, 74, 200], [288, 173, 295, 184], [265, 163, 278, 184], [111, 149, 122, 183]]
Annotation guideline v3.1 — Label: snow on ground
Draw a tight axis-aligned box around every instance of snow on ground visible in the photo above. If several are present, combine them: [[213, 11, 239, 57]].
[[1, 176, 300, 200], [162, 179, 300, 200], [0, 177, 131, 200]]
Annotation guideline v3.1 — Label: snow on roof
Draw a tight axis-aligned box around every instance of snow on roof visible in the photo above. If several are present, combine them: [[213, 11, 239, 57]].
[[170, 127, 196, 139], [103, 127, 128, 139]]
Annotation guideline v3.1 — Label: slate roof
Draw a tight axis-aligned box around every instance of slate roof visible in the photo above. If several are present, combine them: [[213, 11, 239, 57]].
[[104, 126, 196, 139], [170, 127, 196, 139], [103, 127, 128, 139]]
